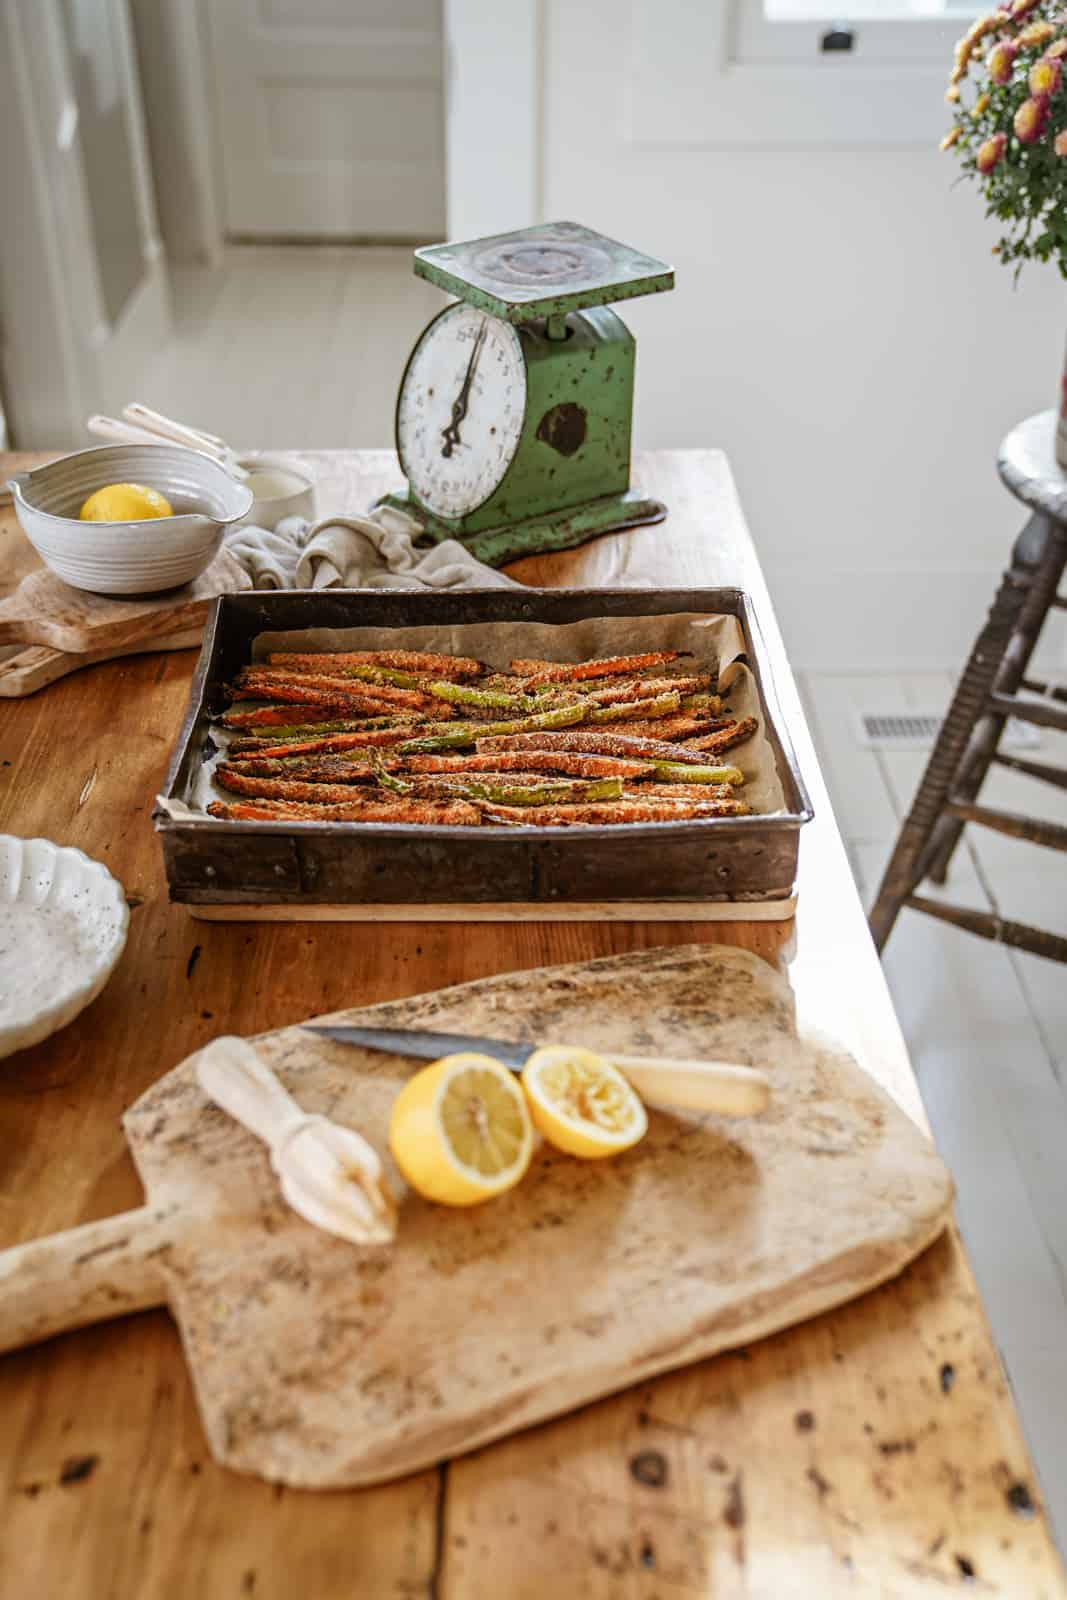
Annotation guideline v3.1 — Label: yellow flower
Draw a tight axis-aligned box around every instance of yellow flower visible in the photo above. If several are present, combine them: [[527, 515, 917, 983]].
[[946, 83, 962, 102], [1030, 56, 1063, 94], [988, 39, 1018, 82], [977, 131, 1008, 171], [1048, 38, 1067, 60], [1017, 20, 1056, 47], [941, 126, 963, 150], [1056, 129, 1067, 156], [1014, 94, 1050, 143], [974, 91, 991, 114]]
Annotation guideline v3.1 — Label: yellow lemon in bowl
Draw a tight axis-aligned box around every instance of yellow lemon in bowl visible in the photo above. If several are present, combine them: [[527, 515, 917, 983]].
[[388, 1053, 533, 1206], [79, 483, 173, 522]]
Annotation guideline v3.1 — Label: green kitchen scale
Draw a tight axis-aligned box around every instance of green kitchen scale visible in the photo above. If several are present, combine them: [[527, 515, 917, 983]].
[[377, 221, 675, 566]]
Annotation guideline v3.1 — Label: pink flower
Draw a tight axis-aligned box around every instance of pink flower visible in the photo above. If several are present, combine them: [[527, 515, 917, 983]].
[[1056, 128, 1067, 155], [1030, 55, 1064, 94], [1011, 0, 1041, 16], [977, 131, 1008, 170], [988, 39, 1018, 81], [1014, 94, 1050, 141], [1017, 20, 1056, 47]]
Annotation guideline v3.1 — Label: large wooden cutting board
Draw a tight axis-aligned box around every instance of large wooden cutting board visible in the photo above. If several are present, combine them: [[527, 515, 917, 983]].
[[0, 945, 952, 1489]]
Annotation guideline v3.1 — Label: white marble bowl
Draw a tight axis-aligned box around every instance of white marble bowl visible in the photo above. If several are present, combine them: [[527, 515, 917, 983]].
[[6, 444, 253, 595], [0, 836, 130, 1059]]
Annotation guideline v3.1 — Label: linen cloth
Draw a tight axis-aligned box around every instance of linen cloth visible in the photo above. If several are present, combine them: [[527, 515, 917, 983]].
[[225, 504, 520, 591]]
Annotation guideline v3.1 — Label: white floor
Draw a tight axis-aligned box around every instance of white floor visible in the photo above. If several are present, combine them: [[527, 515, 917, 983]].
[[142, 249, 1067, 1552], [145, 247, 444, 452], [800, 669, 1067, 1552]]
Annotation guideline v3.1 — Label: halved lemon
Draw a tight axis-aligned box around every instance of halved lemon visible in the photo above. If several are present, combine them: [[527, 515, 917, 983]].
[[79, 482, 173, 521], [388, 1053, 533, 1206], [522, 1045, 648, 1159]]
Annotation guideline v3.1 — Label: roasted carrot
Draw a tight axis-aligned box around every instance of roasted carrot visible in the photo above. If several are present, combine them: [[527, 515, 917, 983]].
[[591, 714, 715, 742], [473, 730, 713, 763], [215, 770, 436, 806], [479, 797, 750, 826], [402, 751, 653, 779], [408, 776, 623, 806], [235, 670, 440, 713], [207, 797, 482, 825], [681, 716, 758, 754], [233, 727, 451, 759], [220, 755, 386, 782], [581, 675, 708, 707], [218, 704, 368, 730], [266, 650, 483, 680], [509, 651, 684, 685]]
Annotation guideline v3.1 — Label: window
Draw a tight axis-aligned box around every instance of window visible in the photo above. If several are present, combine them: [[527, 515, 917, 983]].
[[737, 0, 983, 65], [627, 0, 971, 148]]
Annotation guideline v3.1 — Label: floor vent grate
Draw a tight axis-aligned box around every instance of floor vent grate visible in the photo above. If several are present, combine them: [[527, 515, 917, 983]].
[[858, 712, 1042, 751]]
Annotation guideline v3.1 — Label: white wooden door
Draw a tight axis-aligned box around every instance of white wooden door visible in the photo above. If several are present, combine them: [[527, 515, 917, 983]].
[[0, 0, 171, 444], [204, 0, 446, 241]]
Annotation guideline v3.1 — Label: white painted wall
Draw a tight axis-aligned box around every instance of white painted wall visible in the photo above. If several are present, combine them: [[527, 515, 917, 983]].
[[449, 0, 1065, 671]]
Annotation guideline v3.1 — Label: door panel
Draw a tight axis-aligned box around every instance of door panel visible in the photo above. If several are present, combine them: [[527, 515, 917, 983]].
[[205, 0, 445, 240]]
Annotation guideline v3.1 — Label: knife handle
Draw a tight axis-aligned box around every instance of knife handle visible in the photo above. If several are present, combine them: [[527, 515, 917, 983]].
[[607, 1054, 770, 1117]]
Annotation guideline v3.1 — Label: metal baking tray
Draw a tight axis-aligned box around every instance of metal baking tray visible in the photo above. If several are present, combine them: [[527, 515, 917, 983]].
[[155, 588, 813, 912]]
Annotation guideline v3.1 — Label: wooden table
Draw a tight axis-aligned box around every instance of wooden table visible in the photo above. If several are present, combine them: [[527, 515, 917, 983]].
[[1, 450, 1063, 1598]]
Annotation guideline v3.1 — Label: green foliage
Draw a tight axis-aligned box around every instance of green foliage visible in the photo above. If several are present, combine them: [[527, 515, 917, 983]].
[[944, 2, 1067, 278]]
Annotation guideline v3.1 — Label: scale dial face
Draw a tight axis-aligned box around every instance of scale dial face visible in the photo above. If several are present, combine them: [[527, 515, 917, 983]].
[[396, 302, 527, 520]]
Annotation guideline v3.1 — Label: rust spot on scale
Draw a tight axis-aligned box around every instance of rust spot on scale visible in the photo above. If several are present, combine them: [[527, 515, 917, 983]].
[[536, 402, 587, 457]]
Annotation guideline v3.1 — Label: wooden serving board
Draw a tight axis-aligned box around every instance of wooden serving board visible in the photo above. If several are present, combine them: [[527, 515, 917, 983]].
[[0, 550, 250, 697], [0, 944, 952, 1490], [188, 896, 797, 923]]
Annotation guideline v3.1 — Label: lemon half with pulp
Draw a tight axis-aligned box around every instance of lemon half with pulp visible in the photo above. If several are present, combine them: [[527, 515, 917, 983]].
[[388, 1052, 533, 1206], [80, 483, 173, 521], [522, 1045, 647, 1159]]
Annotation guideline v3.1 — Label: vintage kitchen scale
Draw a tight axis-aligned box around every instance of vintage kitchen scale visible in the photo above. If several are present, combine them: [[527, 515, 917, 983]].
[[377, 221, 675, 565]]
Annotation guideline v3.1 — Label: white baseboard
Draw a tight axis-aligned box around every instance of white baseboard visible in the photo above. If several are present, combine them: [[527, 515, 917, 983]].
[[766, 566, 1065, 676]]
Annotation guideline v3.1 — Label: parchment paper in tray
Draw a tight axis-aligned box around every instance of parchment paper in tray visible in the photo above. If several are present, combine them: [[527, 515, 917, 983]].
[[168, 611, 786, 819]]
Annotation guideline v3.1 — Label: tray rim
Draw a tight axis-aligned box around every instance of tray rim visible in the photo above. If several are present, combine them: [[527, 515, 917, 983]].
[[155, 586, 814, 846]]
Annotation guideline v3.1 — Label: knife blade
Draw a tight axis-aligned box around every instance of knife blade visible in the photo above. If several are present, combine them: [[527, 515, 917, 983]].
[[303, 1024, 769, 1117]]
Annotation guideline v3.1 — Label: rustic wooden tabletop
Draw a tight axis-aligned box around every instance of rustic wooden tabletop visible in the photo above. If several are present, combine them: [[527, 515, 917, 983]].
[[0, 448, 1062, 1598]]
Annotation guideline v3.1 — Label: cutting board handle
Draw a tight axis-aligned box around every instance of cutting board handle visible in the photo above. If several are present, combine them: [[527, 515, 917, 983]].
[[0, 1206, 173, 1356]]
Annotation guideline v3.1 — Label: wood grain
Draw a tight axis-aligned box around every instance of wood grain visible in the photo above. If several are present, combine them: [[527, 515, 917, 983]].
[[0, 448, 1062, 1597], [0, 945, 954, 1487]]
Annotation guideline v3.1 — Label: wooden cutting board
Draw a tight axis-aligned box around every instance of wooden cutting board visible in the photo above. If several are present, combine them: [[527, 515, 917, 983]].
[[0, 549, 249, 697], [0, 945, 952, 1489]]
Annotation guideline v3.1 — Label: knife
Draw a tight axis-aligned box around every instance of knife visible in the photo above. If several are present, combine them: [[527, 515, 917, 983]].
[[303, 1025, 770, 1118]]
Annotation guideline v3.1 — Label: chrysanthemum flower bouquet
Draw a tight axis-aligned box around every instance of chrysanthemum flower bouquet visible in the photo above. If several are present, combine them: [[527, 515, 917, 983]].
[[943, 0, 1067, 272], [943, 0, 1067, 460]]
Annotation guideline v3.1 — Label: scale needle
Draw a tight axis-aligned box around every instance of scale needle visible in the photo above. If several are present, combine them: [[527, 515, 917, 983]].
[[441, 318, 488, 459]]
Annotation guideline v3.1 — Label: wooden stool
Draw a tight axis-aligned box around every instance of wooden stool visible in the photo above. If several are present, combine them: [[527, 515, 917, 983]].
[[869, 411, 1067, 962]]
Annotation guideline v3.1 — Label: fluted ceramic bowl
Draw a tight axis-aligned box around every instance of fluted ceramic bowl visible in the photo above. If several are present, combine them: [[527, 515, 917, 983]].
[[0, 836, 130, 1059], [6, 444, 254, 595]]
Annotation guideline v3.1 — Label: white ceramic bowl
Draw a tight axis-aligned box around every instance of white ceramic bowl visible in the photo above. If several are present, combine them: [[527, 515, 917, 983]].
[[6, 444, 254, 596], [236, 453, 316, 531], [0, 836, 130, 1059]]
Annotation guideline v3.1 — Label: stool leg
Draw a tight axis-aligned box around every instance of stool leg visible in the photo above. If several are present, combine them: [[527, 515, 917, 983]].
[[868, 564, 1029, 951], [925, 514, 1067, 884]]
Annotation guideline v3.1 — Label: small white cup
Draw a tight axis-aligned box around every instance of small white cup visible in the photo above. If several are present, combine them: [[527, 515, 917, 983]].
[[236, 455, 316, 531]]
